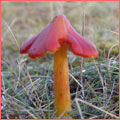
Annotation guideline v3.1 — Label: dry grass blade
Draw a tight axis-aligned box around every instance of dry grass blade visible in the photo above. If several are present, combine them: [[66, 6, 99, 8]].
[[1, 88, 38, 119], [54, 1, 64, 14], [107, 44, 118, 70], [2, 18, 19, 48], [26, 65, 45, 118], [75, 99, 84, 119], [106, 80, 115, 105], [2, 17, 17, 41], [80, 11, 85, 98], [106, 30, 119, 35], [69, 73, 83, 88], [94, 61, 107, 106], [75, 98, 119, 119], [50, 2, 54, 20]]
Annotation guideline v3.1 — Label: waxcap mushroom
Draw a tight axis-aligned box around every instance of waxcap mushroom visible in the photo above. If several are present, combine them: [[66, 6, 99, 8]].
[[20, 14, 98, 58], [20, 14, 99, 117]]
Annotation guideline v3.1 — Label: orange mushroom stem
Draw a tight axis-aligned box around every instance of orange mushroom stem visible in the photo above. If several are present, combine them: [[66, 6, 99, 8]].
[[54, 44, 71, 116]]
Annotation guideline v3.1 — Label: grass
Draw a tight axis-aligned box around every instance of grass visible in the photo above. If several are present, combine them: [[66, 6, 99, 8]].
[[1, 1, 119, 119]]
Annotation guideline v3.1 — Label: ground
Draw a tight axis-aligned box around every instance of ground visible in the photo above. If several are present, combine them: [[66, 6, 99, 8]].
[[1, 1, 119, 119]]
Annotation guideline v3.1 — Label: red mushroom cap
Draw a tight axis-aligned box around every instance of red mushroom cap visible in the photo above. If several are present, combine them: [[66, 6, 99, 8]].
[[20, 15, 98, 58]]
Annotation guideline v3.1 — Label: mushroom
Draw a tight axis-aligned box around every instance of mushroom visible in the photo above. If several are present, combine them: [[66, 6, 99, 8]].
[[20, 15, 98, 117]]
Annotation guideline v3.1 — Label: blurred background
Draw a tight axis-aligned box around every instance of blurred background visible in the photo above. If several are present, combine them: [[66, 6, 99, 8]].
[[1, 1, 119, 119]]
